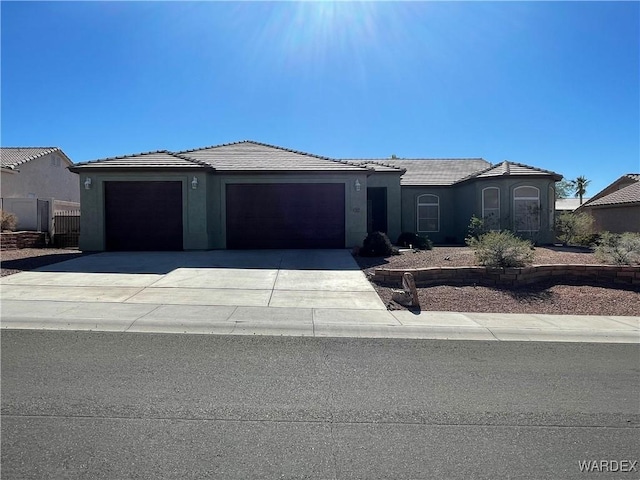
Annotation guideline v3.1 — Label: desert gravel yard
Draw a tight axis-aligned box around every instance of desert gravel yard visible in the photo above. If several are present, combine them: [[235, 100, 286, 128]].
[[355, 246, 640, 316]]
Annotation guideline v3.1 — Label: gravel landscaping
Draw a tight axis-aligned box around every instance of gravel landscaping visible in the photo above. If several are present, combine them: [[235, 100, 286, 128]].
[[355, 246, 640, 316]]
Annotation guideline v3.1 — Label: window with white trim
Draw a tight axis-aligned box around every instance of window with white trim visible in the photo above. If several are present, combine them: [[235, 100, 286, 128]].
[[514, 186, 540, 232], [482, 187, 500, 230], [417, 194, 439, 232]]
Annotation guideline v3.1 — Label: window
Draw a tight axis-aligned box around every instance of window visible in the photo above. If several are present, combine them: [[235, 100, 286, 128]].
[[482, 187, 500, 230], [514, 186, 540, 232], [417, 194, 439, 232]]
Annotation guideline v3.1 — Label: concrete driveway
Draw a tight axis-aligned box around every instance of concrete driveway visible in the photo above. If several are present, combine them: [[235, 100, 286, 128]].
[[1, 249, 394, 334], [1, 249, 384, 308]]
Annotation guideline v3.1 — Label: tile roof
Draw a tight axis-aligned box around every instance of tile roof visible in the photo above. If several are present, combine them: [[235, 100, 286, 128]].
[[179, 141, 368, 172], [69, 150, 212, 172], [1, 147, 62, 169], [346, 160, 406, 173], [471, 161, 562, 181], [584, 180, 640, 207], [352, 158, 492, 186], [67, 141, 563, 187]]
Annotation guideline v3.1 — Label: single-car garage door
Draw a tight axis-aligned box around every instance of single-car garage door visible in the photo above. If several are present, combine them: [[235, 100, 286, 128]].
[[105, 181, 183, 251], [226, 183, 345, 249]]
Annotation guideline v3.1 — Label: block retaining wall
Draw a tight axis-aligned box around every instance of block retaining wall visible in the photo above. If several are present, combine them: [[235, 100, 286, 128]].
[[372, 264, 640, 288], [0, 232, 46, 250]]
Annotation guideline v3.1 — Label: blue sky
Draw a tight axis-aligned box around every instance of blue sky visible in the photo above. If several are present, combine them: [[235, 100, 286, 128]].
[[2, 1, 638, 197]]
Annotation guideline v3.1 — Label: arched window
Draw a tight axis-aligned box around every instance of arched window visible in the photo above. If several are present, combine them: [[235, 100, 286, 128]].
[[417, 194, 439, 232], [513, 186, 540, 232], [482, 187, 500, 230]]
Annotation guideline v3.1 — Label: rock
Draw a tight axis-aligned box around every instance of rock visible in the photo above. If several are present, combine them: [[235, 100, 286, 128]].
[[391, 272, 420, 308]]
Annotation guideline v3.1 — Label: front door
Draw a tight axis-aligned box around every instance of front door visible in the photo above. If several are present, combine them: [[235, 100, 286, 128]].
[[367, 187, 387, 234]]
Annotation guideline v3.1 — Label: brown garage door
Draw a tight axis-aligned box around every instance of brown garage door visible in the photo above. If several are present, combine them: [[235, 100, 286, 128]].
[[105, 181, 183, 251], [226, 183, 345, 249]]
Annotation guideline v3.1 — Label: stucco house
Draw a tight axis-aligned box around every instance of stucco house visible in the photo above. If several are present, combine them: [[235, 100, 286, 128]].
[[575, 174, 640, 233], [1, 147, 80, 230], [69, 140, 561, 251]]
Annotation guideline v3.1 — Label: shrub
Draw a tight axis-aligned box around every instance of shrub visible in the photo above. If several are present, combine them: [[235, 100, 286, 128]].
[[0, 210, 18, 232], [466, 230, 534, 268], [360, 231, 399, 257], [594, 232, 640, 265], [555, 212, 595, 246], [467, 215, 489, 241], [396, 232, 433, 250]]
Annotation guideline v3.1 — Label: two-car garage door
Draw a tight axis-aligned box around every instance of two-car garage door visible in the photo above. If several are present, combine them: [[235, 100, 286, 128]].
[[104, 181, 345, 250], [226, 183, 345, 249]]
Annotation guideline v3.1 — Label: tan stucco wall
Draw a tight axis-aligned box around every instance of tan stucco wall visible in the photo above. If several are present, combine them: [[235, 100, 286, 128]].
[[584, 204, 640, 233], [1, 152, 80, 202]]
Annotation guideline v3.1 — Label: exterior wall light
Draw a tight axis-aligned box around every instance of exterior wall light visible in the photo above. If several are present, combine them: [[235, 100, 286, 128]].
[[84, 177, 92, 190], [354, 179, 361, 192], [191, 176, 199, 190]]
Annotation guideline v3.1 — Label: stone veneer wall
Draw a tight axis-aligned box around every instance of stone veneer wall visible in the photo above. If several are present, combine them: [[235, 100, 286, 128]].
[[372, 265, 640, 288], [0, 232, 46, 250]]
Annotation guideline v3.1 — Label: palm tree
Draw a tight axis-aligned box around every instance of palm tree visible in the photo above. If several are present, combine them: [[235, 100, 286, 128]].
[[572, 176, 591, 205]]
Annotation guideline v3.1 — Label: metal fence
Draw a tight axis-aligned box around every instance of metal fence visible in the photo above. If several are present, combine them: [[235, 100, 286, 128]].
[[54, 210, 80, 248]]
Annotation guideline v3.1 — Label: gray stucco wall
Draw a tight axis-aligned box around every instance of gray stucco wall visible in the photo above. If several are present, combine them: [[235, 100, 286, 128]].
[[78, 171, 208, 251], [207, 172, 368, 249], [365, 172, 403, 243], [400, 178, 558, 244], [78, 170, 368, 251]]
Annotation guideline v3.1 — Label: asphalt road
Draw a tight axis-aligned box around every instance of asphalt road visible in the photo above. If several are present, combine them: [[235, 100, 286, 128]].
[[2, 330, 639, 479]]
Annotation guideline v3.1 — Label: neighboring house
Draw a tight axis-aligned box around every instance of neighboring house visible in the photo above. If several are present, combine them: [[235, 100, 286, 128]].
[[575, 174, 640, 233], [69, 140, 561, 251], [555, 197, 590, 213], [1, 147, 80, 230]]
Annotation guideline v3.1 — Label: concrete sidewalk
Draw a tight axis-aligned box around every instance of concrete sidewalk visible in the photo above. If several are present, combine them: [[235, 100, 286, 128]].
[[1, 250, 638, 343], [2, 299, 638, 343]]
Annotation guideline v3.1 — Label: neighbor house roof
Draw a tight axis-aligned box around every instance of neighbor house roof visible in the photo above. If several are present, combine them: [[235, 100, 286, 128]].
[[582, 180, 640, 208], [69, 150, 211, 172], [578, 174, 640, 209], [556, 198, 590, 211], [1, 147, 67, 169], [179, 141, 368, 172]]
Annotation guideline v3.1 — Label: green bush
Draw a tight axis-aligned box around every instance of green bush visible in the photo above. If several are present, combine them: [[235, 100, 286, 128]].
[[466, 230, 534, 268], [594, 232, 640, 265], [555, 212, 595, 246], [467, 215, 488, 241], [396, 232, 433, 250], [0, 210, 18, 232], [360, 231, 399, 257]]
